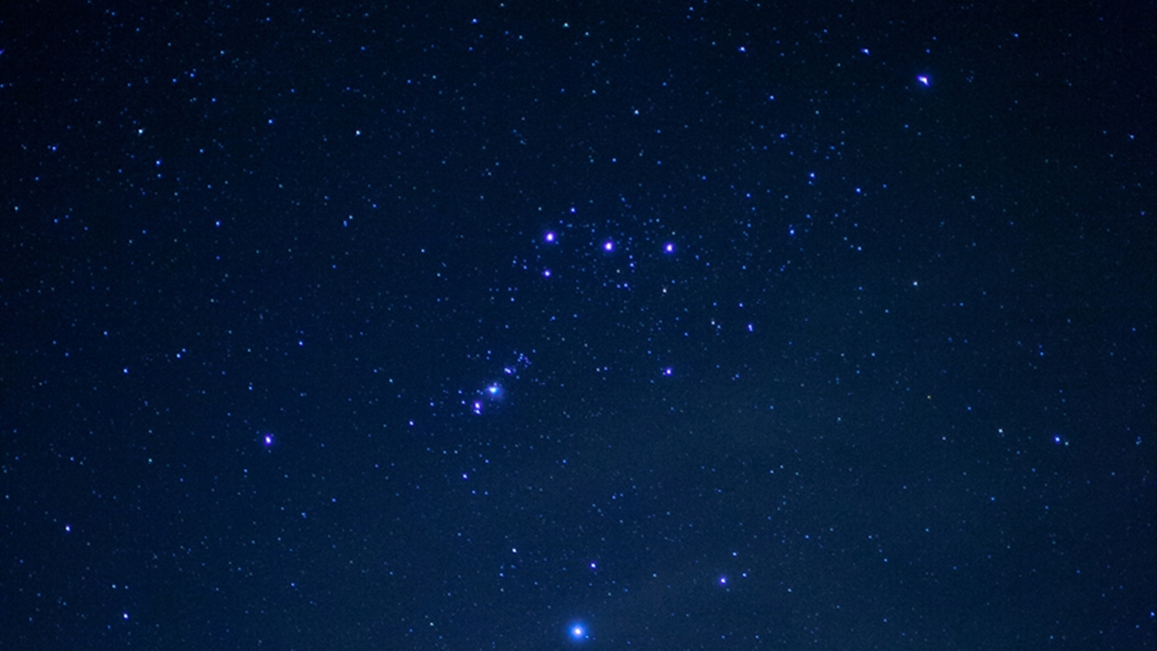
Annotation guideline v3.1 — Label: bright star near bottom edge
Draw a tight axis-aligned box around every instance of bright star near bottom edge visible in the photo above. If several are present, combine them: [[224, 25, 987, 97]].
[[569, 623, 587, 640]]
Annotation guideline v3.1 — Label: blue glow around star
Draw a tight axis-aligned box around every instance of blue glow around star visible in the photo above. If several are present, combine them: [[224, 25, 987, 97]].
[[568, 622, 588, 642]]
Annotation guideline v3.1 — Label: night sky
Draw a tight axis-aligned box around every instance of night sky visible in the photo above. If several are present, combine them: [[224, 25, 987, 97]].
[[2, 1, 1155, 649]]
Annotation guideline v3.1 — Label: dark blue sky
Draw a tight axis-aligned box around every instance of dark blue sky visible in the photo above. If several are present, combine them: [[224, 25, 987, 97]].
[[2, 1, 1154, 648]]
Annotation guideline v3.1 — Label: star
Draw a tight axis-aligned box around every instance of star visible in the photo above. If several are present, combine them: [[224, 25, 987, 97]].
[[568, 623, 588, 641]]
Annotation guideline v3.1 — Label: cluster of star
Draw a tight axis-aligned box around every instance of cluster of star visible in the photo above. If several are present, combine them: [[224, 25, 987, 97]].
[[471, 383, 504, 415], [537, 226, 677, 281], [459, 224, 681, 416]]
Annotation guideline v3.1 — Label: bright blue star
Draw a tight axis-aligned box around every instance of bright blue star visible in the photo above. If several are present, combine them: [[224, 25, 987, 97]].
[[569, 623, 587, 641]]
